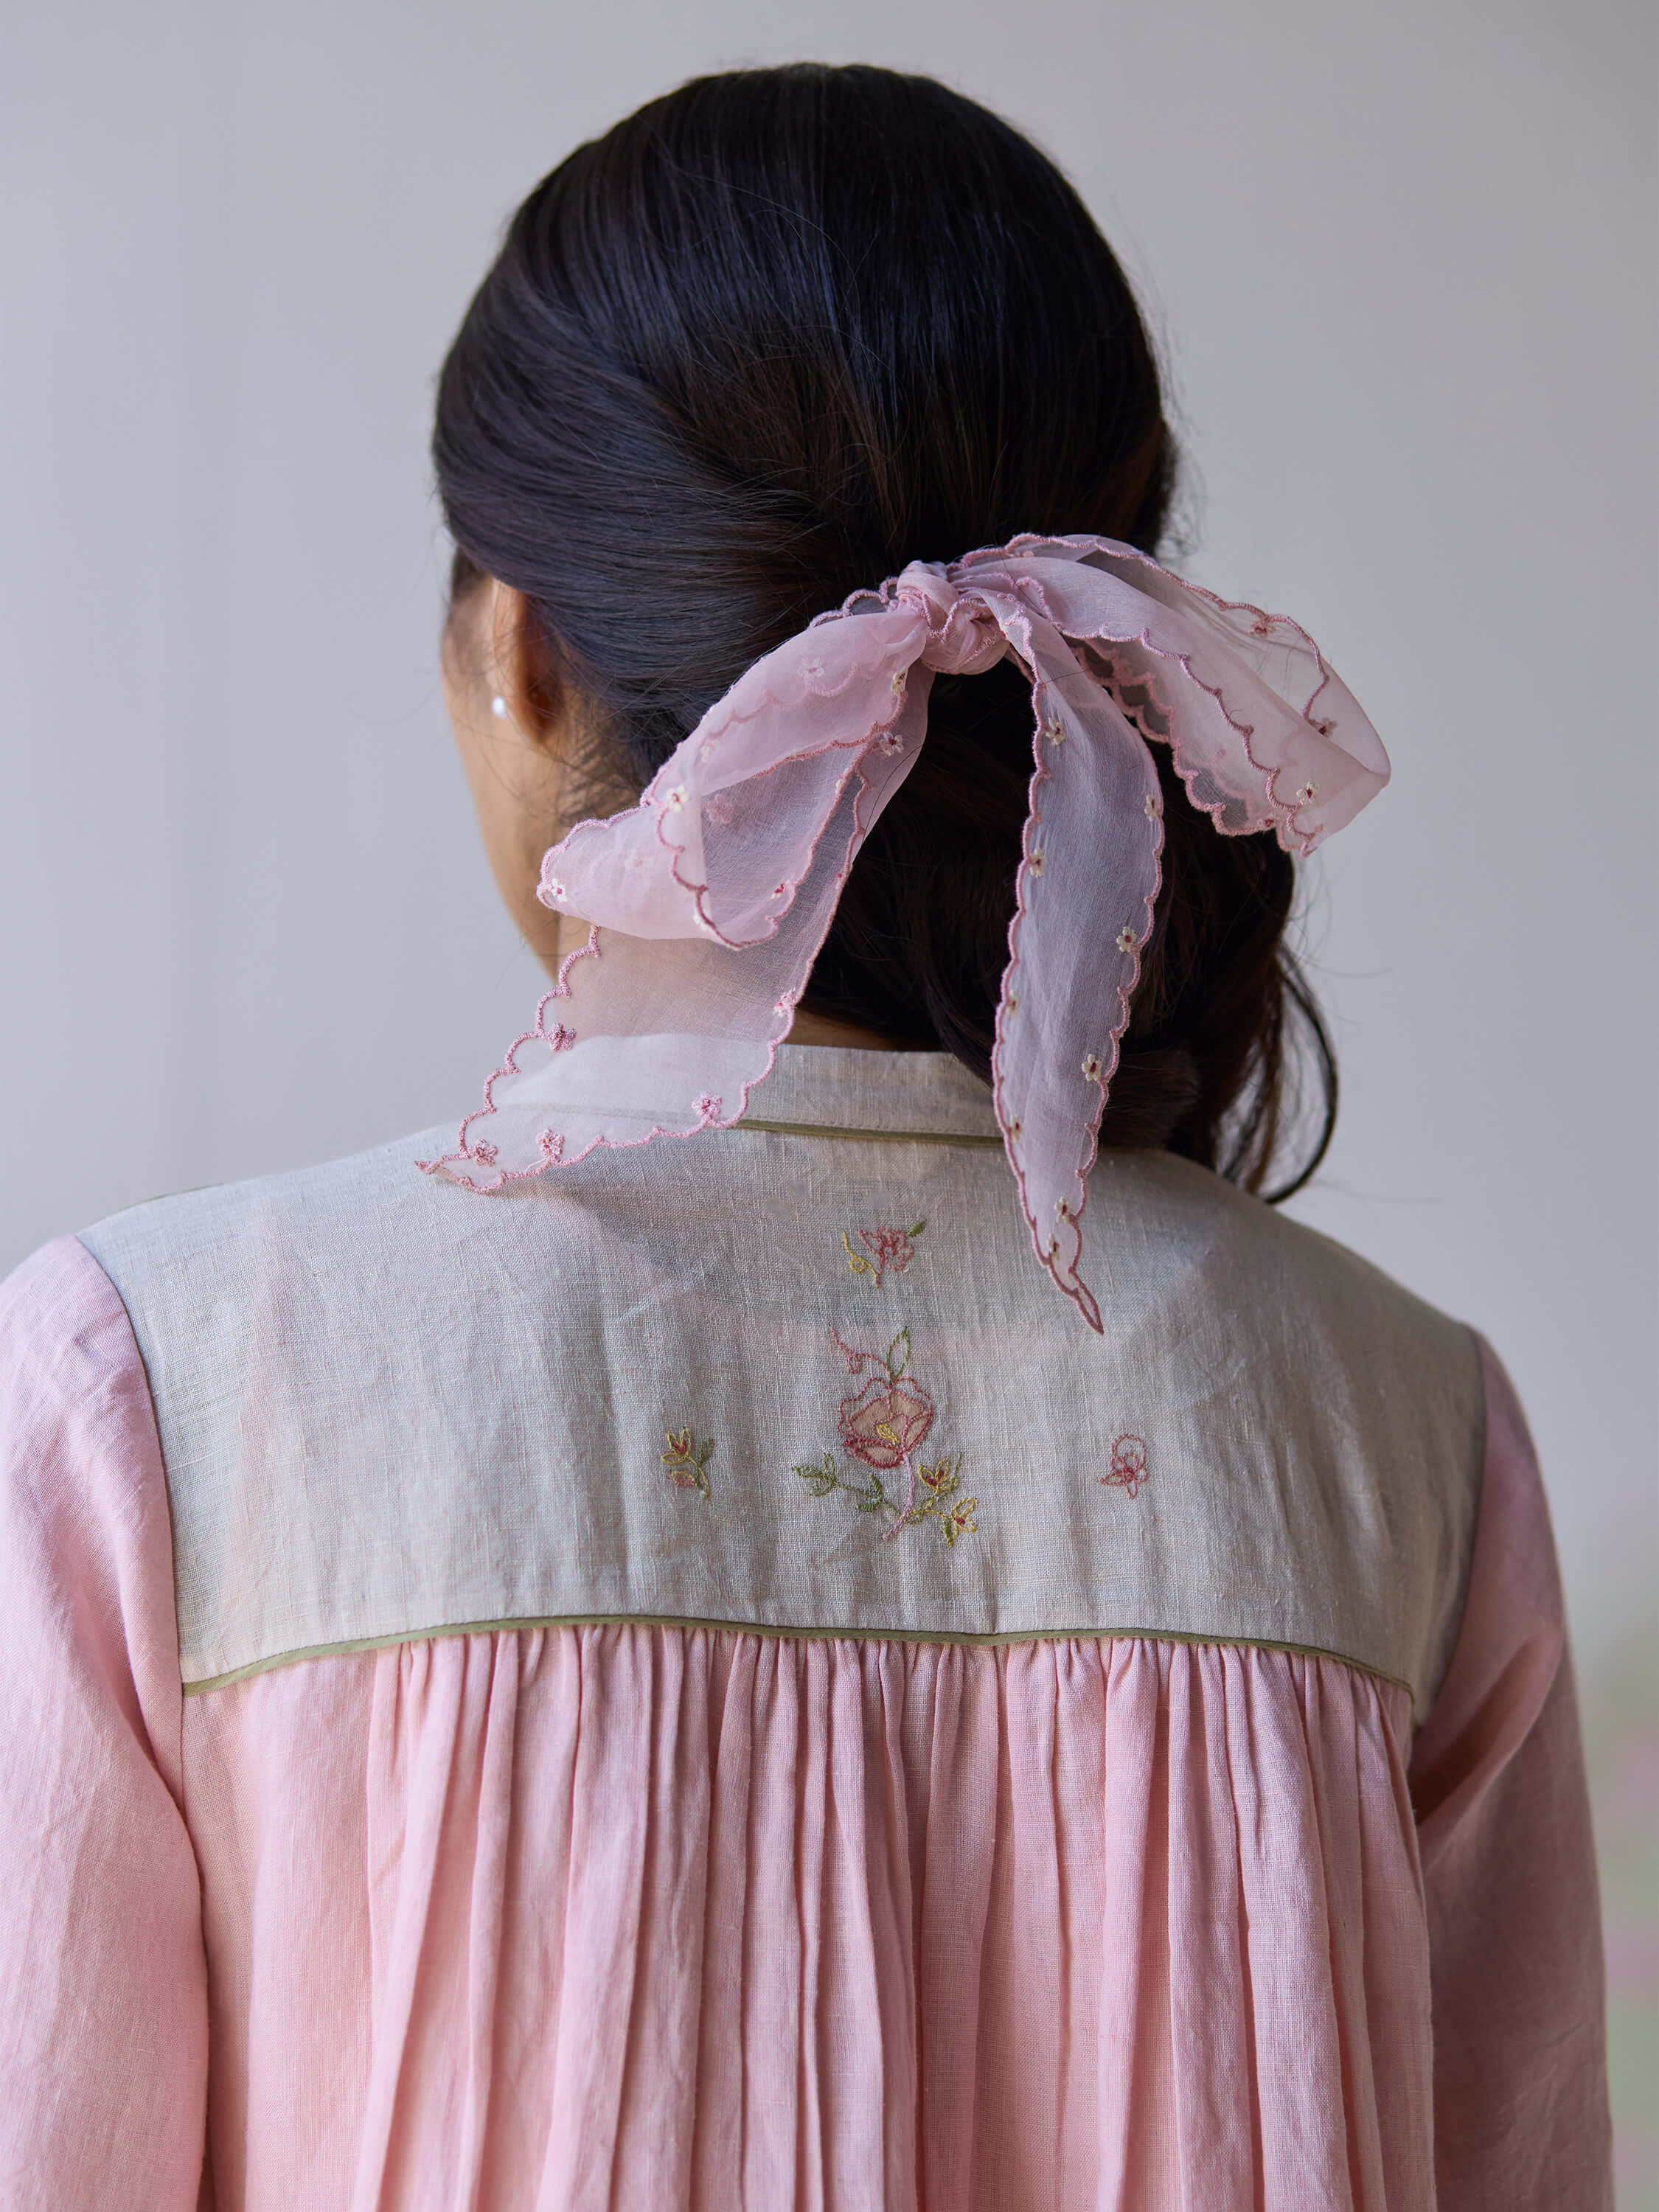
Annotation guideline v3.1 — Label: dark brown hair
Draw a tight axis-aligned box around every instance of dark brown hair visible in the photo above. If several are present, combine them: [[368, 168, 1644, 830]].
[[433, 63, 1335, 1197]]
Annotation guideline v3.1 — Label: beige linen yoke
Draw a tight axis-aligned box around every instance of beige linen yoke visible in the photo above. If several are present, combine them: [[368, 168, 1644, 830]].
[[81, 1046, 1482, 1714]]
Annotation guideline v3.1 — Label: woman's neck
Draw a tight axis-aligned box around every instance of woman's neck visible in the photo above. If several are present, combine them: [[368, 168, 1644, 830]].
[[785, 1005, 925, 1051]]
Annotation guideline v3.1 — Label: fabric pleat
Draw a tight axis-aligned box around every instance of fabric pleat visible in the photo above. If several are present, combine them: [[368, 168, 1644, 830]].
[[185, 1630, 1431, 2211]]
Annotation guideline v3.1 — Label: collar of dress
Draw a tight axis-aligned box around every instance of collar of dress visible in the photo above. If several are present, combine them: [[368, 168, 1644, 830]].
[[715, 1043, 1004, 1147]]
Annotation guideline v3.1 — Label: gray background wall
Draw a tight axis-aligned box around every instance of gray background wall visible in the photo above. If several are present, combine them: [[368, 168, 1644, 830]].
[[4, 0, 1655, 2185]]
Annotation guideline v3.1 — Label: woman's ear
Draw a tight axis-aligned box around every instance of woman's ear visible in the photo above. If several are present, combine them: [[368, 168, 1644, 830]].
[[442, 573, 577, 979], [489, 582, 563, 745]]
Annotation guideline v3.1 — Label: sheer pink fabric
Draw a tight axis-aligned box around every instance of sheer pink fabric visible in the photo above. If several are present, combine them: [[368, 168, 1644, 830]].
[[0, 1239, 1613, 2209], [420, 538, 1390, 1331]]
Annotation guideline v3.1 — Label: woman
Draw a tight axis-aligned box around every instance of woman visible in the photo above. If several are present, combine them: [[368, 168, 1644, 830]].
[[0, 64, 1610, 2211]]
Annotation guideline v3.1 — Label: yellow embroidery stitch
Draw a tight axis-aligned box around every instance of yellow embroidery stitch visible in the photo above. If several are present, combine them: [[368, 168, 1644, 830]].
[[841, 1220, 926, 1288], [661, 1427, 714, 1499], [793, 1307, 978, 1548]]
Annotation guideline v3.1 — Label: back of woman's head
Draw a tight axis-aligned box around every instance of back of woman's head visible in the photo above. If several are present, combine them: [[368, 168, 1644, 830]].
[[434, 62, 1335, 1195]]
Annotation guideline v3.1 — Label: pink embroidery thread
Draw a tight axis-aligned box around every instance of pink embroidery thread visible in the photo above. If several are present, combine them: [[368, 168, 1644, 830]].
[[1100, 1433, 1150, 1499], [841, 1219, 925, 1287], [798, 1321, 977, 1545]]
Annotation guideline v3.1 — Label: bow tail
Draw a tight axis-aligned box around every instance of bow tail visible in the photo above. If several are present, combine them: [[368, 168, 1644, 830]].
[[990, 613, 1164, 1332], [420, 664, 935, 1189]]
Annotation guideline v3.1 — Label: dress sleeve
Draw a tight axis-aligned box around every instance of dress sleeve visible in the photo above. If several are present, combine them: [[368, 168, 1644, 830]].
[[0, 1237, 209, 2208], [1408, 1333, 1613, 2211]]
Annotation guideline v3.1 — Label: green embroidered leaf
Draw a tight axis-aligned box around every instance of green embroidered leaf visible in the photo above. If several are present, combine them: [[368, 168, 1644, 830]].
[[885, 1327, 911, 1380], [793, 1453, 839, 1499], [855, 1474, 889, 1514], [905, 1219, 926, 1239]]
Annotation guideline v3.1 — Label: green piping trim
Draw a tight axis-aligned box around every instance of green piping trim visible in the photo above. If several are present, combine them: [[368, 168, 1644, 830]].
[[732, 1118, 1004, 1149], [181, 1613, 1413, 1702]]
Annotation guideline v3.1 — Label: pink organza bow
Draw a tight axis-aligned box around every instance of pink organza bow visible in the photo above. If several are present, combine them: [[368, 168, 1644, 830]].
[[421, 535, 1388, 1330]]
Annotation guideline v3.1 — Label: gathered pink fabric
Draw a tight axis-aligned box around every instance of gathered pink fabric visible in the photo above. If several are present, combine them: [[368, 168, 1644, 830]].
[[187, 1630, 1429, 2211], [421, 538, 1389, 1330], [0, 1237, 1611, 2208]]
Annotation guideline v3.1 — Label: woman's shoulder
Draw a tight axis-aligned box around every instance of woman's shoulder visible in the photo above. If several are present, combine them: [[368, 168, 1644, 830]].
[[72, 1127, 1480, 1418], [1090, 1147, 1481, 1411], [75, 1127, 453, 1301]]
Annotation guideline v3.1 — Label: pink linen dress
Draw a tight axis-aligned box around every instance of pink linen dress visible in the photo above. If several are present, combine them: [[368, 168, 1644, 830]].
[[0, 1046, 1611, 2209]]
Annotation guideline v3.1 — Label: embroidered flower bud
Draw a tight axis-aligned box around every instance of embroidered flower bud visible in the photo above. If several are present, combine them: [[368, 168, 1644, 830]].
[[663, 785, 686, 812], [660, 1425, 714, 1498], [1044, 714, 1065, 744], [469, 1139, 498, 1166], [1101, 1433, 1150, 1498], [1144, 793, 1159, 819], [1028, 849, 1044, 876], [1081, 1053, 1102, 1081], [1116, 926, 1137, 955], [548, 1023, 575, 1052], [1296, 781, 1318, 804], [889, 668, 907, 695]]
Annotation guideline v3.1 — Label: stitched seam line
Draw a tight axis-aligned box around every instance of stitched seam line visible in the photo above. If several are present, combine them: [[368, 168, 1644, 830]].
[[732, 1119, 1004, 1147], [181, 1615, 1413, 1700]]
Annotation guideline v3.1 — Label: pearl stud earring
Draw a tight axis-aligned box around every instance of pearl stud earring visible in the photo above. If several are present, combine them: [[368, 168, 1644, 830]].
[[490, 694, 508, 719]]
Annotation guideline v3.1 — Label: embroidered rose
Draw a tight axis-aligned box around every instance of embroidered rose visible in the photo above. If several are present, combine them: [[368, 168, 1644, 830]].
[[838, 1376, 934, 1470], [795, 1266, 979, 1549]]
